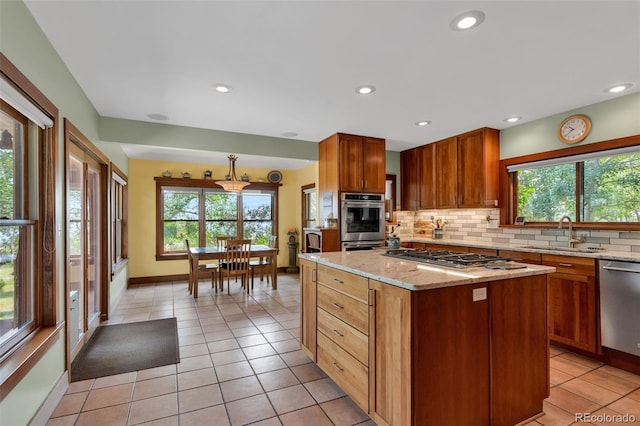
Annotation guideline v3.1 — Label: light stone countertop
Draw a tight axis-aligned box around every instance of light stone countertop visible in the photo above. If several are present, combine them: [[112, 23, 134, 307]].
[[298, 250, 555, 291], [406, 237, 640, 263]]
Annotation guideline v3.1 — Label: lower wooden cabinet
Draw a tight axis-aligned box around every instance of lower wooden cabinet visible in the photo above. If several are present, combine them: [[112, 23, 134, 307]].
[[300, 259, 317, 361], [306, 262, 549, 425], [543, 254, 598, 353]]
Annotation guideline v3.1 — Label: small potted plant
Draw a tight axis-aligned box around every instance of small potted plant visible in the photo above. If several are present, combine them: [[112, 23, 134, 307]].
[[388, 222, 401, 249]]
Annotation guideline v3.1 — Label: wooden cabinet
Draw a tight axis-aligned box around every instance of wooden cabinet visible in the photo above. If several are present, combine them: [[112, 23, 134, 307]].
[[499, 249, 542, 265], [303, 228, 340, 253], [400, 128, 499, 210], [435, 136, 458, 208], [400, 147, 419, 211], [400, 144, 435, 210], [315, 264, 369, 411], [368, 280, 412, 426], [319, 133, 386, 199], [300, 259, 317, 361], [543, 254, 598, 353], [457, 128, 500, 208]]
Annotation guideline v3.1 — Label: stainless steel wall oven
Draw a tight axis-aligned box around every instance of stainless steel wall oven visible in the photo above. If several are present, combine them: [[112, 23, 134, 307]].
[[340, 193, 385, 249]]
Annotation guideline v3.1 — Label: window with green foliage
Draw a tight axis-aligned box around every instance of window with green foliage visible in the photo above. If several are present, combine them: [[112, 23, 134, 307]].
[[158, 184, 277, 256], [511, 147, 640, 223]]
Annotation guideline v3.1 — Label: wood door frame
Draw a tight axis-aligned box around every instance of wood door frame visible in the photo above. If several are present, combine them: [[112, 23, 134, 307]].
[[63, 119, 109, 370]]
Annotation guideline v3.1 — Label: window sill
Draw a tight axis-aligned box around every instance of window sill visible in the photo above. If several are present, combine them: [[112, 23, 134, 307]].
[[111, 258, 129, 277], [0, 322, 64, 401], [500, 223, 640, 231], [155, 253, 188, 261]]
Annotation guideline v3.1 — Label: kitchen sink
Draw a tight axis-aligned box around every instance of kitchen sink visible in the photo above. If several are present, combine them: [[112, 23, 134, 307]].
[[520, 245, 604, 253]]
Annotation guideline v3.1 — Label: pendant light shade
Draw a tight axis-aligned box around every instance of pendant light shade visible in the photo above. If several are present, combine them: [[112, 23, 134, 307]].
[[215, 154, 250, 192]]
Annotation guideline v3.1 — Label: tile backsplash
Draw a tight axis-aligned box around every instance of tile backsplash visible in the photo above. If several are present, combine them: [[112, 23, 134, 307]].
[[391, 209, 640, 253]]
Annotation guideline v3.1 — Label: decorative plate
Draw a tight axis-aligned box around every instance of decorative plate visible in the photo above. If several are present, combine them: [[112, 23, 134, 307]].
[[267, 170, 282, 183]]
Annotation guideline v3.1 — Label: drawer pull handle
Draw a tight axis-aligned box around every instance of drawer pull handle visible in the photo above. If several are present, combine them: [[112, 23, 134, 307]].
[[332, 278, 344, 284], [332, 329, 344, 337], [559, 263, 574, 267], [331, 302, 344, 310], [332, 362, 343, 372]]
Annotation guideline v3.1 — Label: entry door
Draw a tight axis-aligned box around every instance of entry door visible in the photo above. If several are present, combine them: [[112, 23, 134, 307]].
[[67, 143, 103, 357]]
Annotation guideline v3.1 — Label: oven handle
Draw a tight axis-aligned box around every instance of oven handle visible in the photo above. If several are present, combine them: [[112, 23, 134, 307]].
[[602, 265, 640, 274]]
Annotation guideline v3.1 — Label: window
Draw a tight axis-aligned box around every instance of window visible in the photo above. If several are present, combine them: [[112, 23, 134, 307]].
[[156, 179, 279, 258], [1, 52, 59, 396], [504, 139, 640, 226], [0, 101, 34, 355], [302, 184, 316, 229], [111, 164, 128, 275]]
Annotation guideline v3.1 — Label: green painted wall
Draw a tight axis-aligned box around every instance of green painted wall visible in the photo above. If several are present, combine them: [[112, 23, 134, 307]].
[[500, 92, 640, 159], [100, 117, 320, 162]]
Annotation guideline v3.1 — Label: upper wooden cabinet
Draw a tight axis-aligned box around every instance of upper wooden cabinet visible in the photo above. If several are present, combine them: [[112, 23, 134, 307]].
[[401, 144, 435, 211], [320, 133, 386, 195], [457, 128, 500, 208], [400, 127, 499, 210]]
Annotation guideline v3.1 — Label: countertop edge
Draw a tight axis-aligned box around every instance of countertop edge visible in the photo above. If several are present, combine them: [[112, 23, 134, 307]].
[[404, 238, 640, 262], [299, 252, 555, 291]]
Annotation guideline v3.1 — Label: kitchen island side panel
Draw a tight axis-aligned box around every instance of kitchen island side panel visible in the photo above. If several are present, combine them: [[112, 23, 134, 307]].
[[412, 283, 490, 426], [490, 274, 549, 426]]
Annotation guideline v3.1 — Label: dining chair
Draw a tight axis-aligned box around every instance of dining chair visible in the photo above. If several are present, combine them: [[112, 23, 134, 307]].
[[219, 239, 252, 295], [185, 239, 218, 295], [213, 235, 229, 292], [250, 235, 277, 291]]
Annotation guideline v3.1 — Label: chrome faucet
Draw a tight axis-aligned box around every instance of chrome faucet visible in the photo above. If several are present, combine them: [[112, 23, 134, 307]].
[[558, 215, 583, 248]]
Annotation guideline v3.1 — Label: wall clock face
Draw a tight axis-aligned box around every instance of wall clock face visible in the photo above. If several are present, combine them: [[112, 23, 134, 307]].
[[558, 114, 591, 144]]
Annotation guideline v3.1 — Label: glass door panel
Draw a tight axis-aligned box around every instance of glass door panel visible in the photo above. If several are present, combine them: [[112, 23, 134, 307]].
[[86, 160, 101, 329], [67, 153, 84, 351]]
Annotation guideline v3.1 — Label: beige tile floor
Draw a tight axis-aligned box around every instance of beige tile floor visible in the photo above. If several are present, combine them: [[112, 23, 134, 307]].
[[46, 273, 640, 425]]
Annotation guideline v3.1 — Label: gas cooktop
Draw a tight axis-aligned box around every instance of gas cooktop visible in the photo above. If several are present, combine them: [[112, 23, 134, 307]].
[[383, 249, 527, 270]]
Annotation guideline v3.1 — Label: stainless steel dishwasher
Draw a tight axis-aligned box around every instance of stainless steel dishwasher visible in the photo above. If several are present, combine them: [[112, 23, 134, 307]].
[[599, 260, 640, 356]]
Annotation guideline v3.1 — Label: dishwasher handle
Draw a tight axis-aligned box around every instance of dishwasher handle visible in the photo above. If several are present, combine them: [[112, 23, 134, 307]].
[[602, 265, 640, 274]]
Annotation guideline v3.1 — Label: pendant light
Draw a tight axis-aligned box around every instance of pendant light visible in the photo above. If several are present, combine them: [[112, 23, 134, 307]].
[[215, 154, 250, 192]]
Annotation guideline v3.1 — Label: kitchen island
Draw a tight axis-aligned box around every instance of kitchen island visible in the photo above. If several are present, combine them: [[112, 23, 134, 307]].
[[299, 249, 555, 426]]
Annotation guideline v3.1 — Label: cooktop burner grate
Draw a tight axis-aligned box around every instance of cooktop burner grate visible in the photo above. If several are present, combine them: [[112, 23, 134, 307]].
[[383, 249, 514, 269]]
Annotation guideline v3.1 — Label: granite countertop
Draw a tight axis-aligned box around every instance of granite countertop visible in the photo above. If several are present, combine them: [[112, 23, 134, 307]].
[[406, 237, 640, 263], [299, 250, 555, 291]]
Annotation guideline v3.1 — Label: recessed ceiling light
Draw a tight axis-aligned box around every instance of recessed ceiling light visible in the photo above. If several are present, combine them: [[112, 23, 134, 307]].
[[504, 116, 521, 123], [282, 132, 298, 138], [355, 85, 376, 95], [214, 84, 233, 93], [604, 83, 633, 93], [147, 113, 169, 121], [415, 120, 432, 126], [450, 11, 486, 31]]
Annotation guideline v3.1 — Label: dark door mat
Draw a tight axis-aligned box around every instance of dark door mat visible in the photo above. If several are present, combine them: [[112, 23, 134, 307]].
[[71, 318, 180, 382]]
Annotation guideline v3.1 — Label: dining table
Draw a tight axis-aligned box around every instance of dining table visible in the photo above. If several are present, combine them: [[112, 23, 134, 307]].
[[188, 244, 278, 298]]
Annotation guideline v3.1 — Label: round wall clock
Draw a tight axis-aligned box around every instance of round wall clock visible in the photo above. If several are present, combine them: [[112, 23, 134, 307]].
[[558, 114, 592, 144], [267, 170, 282, 183]]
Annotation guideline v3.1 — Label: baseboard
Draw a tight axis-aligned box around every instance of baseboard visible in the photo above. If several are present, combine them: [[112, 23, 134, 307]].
[[128, 273, 188, 285], [28, 372, 68, 426]]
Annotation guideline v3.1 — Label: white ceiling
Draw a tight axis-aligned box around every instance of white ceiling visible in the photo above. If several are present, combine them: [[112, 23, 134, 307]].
[[24, 0, 640, 164]]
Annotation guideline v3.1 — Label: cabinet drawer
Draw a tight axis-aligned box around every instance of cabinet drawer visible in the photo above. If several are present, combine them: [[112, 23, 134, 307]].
[[317, 264, 368, 302], [317, 333, 368, 411], [318, 308, 368, 366], [499, 250, 542, 265], [318, 284, 368, 334], [542, 254, 596, 277]]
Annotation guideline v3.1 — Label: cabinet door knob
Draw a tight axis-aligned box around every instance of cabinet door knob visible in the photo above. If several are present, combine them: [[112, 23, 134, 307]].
[[331, 302, 344, 310], [559, 263, 574, 267], [332, 278, 344, 284], [332, 329, 344, 337], [332, 362, 343, 372]]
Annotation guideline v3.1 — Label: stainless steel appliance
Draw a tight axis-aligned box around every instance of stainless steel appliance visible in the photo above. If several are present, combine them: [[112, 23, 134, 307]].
[[340, 192, 385, 249], [342, 240, 386, 251], [599, 260, 640, 356], [383, 249, 526, 270]]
